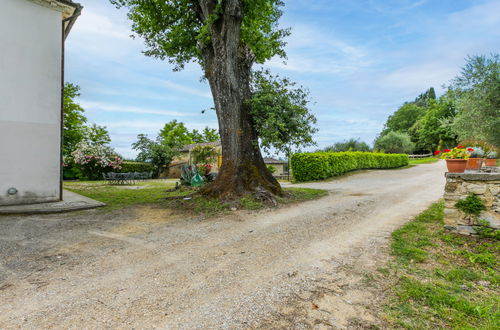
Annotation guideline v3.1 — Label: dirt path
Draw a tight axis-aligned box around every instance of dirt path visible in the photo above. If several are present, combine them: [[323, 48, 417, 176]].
[[0, 161, 446, 329]]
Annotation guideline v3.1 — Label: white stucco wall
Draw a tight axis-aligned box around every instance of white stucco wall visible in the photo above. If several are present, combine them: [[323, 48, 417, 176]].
[[0, 0, 63, 205]]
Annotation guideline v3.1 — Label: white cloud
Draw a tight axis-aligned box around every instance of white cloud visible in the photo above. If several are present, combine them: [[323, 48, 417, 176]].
[[81, 101, 195, 117], [267, 23, 370, 75], [159, 80, 212, 99], [75, 8, 131, 40]]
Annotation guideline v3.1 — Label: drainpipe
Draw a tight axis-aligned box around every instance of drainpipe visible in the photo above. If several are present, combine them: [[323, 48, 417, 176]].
[[59, 10, 82, 201]]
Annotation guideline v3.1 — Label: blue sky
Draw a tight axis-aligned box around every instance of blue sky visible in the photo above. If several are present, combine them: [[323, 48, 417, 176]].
[[65, 0, 500, 159]]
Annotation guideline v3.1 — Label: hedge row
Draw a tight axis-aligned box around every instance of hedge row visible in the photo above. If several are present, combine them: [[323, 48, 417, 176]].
[[117, 161, 155, 173], [291, 151, 409, 182]]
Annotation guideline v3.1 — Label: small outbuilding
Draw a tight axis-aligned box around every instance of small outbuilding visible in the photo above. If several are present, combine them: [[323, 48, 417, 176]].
[[263, 158, 287, 176], [0, 0, 82, 205]]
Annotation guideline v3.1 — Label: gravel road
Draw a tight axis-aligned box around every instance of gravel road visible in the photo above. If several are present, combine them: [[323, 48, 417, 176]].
[[0, 161, 446, 329]]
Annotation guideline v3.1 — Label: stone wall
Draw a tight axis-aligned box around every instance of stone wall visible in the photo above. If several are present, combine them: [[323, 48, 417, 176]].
[[444, 172, 500, 235]]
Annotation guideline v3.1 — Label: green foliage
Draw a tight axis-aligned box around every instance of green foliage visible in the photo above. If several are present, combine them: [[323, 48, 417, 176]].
[[110, 0, 289, 69], [374, 131, 415, 154], [291, 151, 409, 182], [409, 97, 457, 153], [71, 142, 123, 180], [382, 201, 500, 329], [413, 87, 437, 107], [455, 193, 486, 216], [408, 157, 439, 165], [63, 83, 87, 158], [83, 123, 111, 146], [63, 84, 111, 155], [266, 165, 276, 174], [319, 138, 371, 152], [382, 103, 427, 136], [191, 145, 218, 164], [450, 54, 500, 146], [249, 70, 318, 154], [159, 120, 195, 149], [118, 161, 154, 173], [132, 134, 175, 175], [469, 146, 485, 158], [239, 196, 264, 210], [190, 127, 219, 143]]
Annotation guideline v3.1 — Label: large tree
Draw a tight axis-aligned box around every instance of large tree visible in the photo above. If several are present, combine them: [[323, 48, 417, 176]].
[[63, 83, 87, 157], [111, 0, 290, 198], [449, 54, 500, 146]]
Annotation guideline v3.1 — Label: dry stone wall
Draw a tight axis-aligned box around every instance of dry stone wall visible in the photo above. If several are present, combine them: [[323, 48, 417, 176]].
[[444, 172, 500, 235]]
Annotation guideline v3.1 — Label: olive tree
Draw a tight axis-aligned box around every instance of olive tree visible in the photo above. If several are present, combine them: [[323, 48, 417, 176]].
[[111, 0, 289, 198]]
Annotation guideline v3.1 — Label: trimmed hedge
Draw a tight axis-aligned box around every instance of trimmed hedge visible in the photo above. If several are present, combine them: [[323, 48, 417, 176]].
[[291, 151, 409, 182], [117, 161, 155, 173]]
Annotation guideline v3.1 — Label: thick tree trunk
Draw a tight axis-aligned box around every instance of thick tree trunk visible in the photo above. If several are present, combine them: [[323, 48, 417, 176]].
[[198, 0, 282, 199]]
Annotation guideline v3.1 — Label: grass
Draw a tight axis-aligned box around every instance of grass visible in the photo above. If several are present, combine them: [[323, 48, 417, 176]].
[[64, 180, 328, 215], [380, 201, 500, 329], [64, 180, 176, 210], [408, 156, 440, 165]]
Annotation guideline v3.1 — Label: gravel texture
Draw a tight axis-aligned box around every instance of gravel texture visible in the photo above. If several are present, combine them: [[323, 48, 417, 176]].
[[0, 161, 446, 329]]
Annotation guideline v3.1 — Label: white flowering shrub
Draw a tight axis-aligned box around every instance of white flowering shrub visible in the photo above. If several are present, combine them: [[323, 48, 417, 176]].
[[72, 142, 122, 180]]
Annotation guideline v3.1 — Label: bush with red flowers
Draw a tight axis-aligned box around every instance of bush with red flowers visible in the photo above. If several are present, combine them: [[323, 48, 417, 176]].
[[435, 146, 470, 160]]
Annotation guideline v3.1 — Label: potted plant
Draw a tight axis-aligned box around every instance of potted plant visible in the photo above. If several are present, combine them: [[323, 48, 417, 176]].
[[435, 145, 469, 173], [484, 151, 497, 166], [465, 147, 484, 170]]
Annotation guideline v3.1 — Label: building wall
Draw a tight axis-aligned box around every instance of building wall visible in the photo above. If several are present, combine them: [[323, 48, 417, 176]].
[[0, 0, 62, 205]]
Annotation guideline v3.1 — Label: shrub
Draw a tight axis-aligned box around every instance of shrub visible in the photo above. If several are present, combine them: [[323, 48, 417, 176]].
[[267, 165, 277, 174], [117, 161, 155, 173], [455, 193, 486, 216], [72, 142, 122, 180], [191, 145, 218, 164], [291, 151, 409, 182], [319, 138, 371, 152], [374, 131, 415, 154]]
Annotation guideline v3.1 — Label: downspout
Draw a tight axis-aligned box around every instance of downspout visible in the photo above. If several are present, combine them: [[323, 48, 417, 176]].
[[59, 11, 81, 201]]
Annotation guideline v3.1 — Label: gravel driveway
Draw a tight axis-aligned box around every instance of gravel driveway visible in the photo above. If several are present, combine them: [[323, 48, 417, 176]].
[[0, 161, 446, 329]]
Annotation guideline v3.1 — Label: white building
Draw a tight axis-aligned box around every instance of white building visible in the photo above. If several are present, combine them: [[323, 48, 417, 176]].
[[0, 0, 82, 205]]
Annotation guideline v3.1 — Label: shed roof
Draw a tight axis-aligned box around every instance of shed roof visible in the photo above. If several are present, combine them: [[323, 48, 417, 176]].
[[263, 158, 286, 164]]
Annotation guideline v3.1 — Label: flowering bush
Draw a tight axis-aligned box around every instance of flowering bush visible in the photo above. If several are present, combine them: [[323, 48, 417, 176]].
[[467, 146, 485, 158], [72, 142, 122, 180], [195, 164, 213, 176], [435, 145, 469, 160]]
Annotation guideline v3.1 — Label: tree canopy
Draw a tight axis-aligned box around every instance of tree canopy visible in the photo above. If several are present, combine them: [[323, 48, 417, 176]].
[[374, 131, 415, 154], [249, 70, 317, 155], [63, 83, 87, 157], [110, 0, 289, 70], [319, 138, 371, 152], [449, 54, 500, 146], [63, 83, 111, 157]]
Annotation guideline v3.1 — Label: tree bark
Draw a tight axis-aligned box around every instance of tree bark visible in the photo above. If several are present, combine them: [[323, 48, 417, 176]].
[[197, 0, 282, 199]]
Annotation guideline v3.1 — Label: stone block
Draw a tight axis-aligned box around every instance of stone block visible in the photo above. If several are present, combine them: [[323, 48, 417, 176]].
[[466, 183, 487, 194], [479, 211, 500, 229], [457, 225, 477, 235]]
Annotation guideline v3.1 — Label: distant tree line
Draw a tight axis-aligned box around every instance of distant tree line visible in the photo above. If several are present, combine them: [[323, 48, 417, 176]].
[[375, 54, 499, 154]]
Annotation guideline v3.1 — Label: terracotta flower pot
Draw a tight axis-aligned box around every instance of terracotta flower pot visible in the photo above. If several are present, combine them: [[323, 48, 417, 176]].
[[446, 159, 467, 173], [466, 158, 483, 170], [484, 159, 496, 166]]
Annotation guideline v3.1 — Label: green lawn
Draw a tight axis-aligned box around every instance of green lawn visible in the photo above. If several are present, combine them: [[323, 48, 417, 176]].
[[408, 156, 440, 165], [379, 201, 499, 328], [64, 180, 328, 214]]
